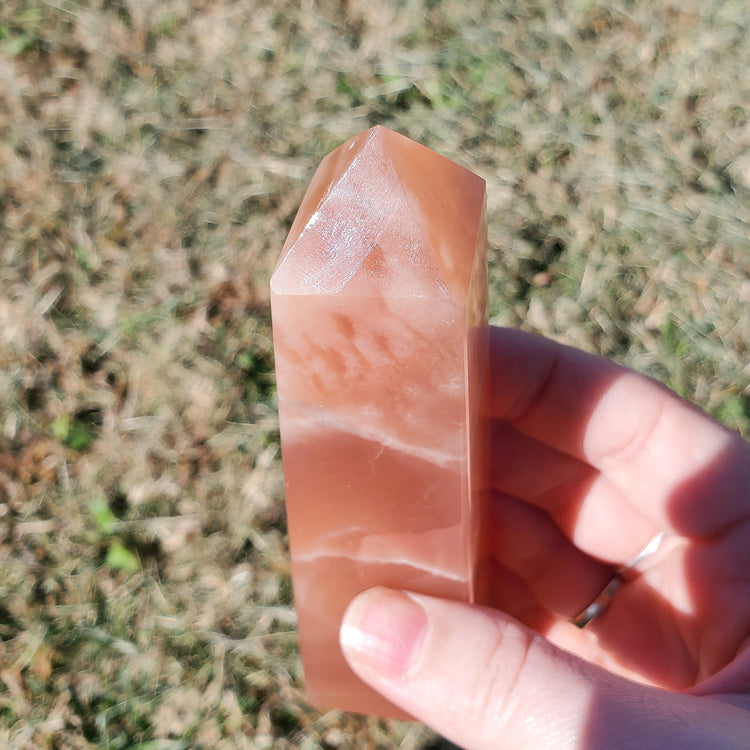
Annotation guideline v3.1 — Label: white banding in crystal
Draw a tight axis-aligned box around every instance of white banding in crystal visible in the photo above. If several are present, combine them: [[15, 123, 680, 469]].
[[278, 400, 464, 468]]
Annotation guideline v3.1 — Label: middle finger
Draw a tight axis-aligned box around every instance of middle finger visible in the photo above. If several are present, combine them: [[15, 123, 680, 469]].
[[490, 419, 657, 563]]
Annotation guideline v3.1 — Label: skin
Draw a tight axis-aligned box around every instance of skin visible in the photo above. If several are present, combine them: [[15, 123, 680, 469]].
[[339, 327, 750, 749]]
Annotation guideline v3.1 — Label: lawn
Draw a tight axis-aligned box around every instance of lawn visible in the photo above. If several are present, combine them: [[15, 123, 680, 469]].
[[1, 0, 749, 748]]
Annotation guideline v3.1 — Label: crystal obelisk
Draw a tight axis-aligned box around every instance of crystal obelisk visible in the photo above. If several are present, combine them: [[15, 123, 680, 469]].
[[270, 126, 488, 718]]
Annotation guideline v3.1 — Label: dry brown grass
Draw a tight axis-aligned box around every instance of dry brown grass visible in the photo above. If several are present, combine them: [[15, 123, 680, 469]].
[[0, 0, 749, 747]]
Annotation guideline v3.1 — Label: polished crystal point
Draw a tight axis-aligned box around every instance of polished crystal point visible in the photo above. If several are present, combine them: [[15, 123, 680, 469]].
[[271, 126, 488, 718]]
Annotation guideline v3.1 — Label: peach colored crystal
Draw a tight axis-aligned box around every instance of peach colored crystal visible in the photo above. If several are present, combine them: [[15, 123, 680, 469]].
[[270, 126, 488, 718]]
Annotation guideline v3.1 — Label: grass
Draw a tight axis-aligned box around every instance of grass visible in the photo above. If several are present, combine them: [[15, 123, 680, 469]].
[[1, 0, 749, 747]]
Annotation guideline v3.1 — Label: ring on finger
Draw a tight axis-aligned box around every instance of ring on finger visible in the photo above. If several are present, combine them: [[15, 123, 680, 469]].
[[570, 576, 621, 629], [616, 531, 666, 581]]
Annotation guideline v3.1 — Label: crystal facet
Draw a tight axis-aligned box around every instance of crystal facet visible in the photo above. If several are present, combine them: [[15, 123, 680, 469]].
[[270, 126, 488, 717]]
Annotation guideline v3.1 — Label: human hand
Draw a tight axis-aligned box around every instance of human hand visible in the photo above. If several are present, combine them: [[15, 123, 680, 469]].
[[339, 327, 750, 749]]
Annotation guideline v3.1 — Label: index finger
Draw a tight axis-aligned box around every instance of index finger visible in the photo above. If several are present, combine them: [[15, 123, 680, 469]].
[[484, 327, 750, 538]]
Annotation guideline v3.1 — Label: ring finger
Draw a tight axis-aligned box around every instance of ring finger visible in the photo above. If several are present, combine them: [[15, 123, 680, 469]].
[[484, 490, 614, 619]]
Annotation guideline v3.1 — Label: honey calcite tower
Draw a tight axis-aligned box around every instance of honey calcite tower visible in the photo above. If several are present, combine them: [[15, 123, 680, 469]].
[[270, 126, 488, 718]]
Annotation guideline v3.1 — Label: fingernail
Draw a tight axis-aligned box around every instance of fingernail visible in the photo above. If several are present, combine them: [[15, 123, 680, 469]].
[[339, 587, 427, 680]]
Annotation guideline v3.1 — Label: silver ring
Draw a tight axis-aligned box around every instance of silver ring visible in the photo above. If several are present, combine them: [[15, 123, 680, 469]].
[[570, 533, 667, 628], [571, 576, 621, 629], [616, 531, 665, 581]]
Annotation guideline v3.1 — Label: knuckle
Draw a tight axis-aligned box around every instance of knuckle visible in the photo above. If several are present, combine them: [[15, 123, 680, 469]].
[[466, 619, 539, 743]]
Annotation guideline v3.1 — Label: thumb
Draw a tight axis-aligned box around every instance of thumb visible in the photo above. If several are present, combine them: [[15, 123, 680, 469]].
[[339, 587, 746, 750]]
